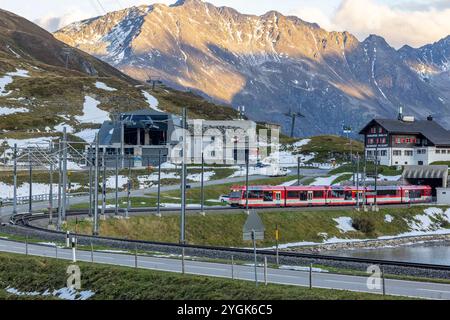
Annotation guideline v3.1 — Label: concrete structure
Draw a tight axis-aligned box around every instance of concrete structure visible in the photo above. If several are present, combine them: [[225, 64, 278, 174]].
[[89, 109, 258, 167], [87, 109, 180, 168], [436, 188, 450, 205], [359, 115, 450, 166], [402, 165, 448, 196]]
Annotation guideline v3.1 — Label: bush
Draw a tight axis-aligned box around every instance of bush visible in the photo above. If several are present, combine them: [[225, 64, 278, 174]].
[[352, 217, 376, 234]]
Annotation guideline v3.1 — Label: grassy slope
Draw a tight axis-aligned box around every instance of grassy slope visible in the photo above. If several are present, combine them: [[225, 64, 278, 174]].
[[0, 253, 397, 300], [295, 136, 364, 163], [66, 206, 448, 248], [0, 167, 236, 194], [70, 175, 296, 209]]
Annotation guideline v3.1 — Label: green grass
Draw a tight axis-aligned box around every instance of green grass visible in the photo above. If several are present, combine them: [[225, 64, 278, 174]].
[[331, 173, 353, 185], [0, 252, 401, 300], [65, 206, 448, 248], [294, 135, 364, 163], [69, 175, 298, 210], [430, 161, 450, 166], [330, 164, 402, 176]]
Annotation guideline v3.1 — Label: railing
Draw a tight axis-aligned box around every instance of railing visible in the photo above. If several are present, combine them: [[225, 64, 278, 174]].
[[1, 192, 89, 205]]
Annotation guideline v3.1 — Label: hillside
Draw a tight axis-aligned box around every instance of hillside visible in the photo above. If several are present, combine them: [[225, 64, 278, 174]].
[[54, 0, 450, 137], [0, 8, 238, 148]]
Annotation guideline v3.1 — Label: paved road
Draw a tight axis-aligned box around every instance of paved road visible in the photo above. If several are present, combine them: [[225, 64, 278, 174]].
[[0, 168, 328, 217], [0, 239, 449, 299]]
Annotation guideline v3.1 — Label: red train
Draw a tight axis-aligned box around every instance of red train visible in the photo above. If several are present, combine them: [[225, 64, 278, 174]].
[[228, 185, 432, 208]]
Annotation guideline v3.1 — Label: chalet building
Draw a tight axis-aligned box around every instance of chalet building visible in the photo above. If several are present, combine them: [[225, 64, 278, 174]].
[[359, 115, 450, 166]]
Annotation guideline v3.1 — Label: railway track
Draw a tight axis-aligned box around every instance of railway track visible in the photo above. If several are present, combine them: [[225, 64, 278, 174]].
[[8, 209, 450, 272]]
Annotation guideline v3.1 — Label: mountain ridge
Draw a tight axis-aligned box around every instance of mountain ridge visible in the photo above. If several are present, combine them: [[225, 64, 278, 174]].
[[53, 0, 450, 136]]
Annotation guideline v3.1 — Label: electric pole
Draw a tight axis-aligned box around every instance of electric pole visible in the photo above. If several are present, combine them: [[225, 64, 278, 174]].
[[12, 144, 17, 215], [49, 140, 54, 225], [284, 109, 305, 138], [180, 107, 187, 245], [93, 133, 99, 235], [28, 147, 32, 213], [62, 127, 68, 221]]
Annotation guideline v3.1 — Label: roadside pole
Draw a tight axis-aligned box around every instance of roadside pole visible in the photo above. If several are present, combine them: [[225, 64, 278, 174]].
[[309, 263, 313, 289], [382, 266, 386, 296], [297, 157, 301, 186], [157, 150, 162, 217], [275, 225, 280, 266], [12, 144, 17, 215], [231, 255, 235, 280], [245, 154, 249, 214], [71, 237, 77, 263], [91, 240, 94, 263], [264, 256, 268, 286], [252, 229, 258, 287]]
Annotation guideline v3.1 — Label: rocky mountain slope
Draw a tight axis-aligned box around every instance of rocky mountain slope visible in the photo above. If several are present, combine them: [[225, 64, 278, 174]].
[[0, 7, 238, 148], [54, 0, 450, 136]]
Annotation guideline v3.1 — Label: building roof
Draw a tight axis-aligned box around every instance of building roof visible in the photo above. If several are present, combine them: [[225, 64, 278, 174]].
[[359, 118, 450, 146], [402, 165, 448, 180]]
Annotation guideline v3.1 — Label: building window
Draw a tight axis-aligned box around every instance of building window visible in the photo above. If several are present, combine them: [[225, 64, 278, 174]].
[[417, 149, 427, 155], [378, 127, 384, 133], [436, 149, 441, 154], [211, 136, 215, 141], [211, 151, 216, 157], [367, 150, 373, 156], [393, 150, 402, 156], [405, 150, 413, 156], [370, 127, 376, 134], [380, 150, 387, 157]]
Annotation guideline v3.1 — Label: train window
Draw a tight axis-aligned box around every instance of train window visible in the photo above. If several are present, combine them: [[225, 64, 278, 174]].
[[313, 191, 324, 198], [263, 192, 273, 202], [377, 189, 397, 196], [409, 190, 422, 199], [299, 191, 307, 201], [331, 190, 345, 198], [344, 192, 353, 200], [287, 191, 299, 198], [248, 191, 262, 199], [230, 191, 242, 198]]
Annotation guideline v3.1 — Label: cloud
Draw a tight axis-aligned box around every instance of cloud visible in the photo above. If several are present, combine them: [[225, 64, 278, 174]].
[[290, 7, 335, 31], [331, 0, 450, 48], [34, 10, 92, 32]]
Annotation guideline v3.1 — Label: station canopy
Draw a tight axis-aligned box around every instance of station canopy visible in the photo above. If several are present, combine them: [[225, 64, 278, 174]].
[[402, 165, 448, 180]]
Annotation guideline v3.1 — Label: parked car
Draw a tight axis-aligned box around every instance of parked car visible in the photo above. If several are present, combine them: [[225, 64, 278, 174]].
[[219, 194, 230, 204]]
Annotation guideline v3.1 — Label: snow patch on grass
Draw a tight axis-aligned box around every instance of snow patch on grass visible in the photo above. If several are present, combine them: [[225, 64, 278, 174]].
[[75, 96, 109, 124], [142, 91, 162, 112], [95, 81, 117, 91], [333, 217, 356, 233]]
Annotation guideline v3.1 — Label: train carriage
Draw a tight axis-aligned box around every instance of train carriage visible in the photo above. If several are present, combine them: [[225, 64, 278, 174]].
[[365, 186, 403, 205], [229, 186, 285, 207], [229, 184, 432, 208], [401, 185, 432, 204], [326, 186, 365, 206], [284, 186, 328, 207]]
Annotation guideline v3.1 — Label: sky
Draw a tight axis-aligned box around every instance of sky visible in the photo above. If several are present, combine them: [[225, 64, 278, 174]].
[[1, 0, 450, 48]]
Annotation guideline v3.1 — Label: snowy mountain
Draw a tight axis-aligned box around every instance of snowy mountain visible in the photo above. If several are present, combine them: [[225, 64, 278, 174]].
[[0, 7, 238, 149], [54, 0, 450, 136]]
